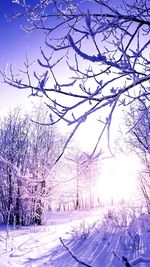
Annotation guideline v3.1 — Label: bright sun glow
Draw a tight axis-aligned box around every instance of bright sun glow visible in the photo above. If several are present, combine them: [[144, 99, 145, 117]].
[[97, 154, 140, 204]]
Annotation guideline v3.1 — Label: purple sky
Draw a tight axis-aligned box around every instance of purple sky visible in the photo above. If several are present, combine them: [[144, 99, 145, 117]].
[[1, 1, 30, 68], [0, 0, 121, 115], [0, 1, 46, 114], [0, 0, 120, 152]]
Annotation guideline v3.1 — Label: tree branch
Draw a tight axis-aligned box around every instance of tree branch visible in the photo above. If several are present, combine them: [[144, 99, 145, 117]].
[[59, 237, 93, 267]]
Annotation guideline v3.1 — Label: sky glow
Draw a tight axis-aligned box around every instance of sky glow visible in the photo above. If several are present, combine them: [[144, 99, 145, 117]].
[[97, 154, 140, 204]]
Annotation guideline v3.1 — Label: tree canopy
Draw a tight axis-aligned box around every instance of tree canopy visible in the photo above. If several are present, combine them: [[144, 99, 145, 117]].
[[2, 0, 150, 160]]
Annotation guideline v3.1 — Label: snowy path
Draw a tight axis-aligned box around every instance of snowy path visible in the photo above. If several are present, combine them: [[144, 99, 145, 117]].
[[0, 210, 149, 267]]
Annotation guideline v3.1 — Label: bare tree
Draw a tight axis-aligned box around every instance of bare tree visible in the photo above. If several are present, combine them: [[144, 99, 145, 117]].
[[0, 107, 30, 224], [26, 105, 62, 224], [65, 147, 101, 210], [117, 100, 150, 212], [0, 106, 64, 225], [2, 0, 150, 159]]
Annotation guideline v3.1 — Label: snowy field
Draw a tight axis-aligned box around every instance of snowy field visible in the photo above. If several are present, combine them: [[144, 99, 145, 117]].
[[0, 208, 150, 267]]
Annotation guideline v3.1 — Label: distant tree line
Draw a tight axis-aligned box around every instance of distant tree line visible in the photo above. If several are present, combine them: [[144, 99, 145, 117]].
[[0, 106, 101, 226]]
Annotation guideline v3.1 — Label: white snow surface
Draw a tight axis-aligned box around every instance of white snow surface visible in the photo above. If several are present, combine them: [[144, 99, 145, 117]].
[[0, 208, 149, 267]]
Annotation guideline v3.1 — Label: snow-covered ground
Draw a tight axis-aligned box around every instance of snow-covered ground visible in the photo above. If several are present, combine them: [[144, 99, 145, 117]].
[[0, 208, 150, 267]]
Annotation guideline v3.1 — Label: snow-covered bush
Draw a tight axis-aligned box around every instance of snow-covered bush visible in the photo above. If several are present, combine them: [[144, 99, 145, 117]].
[[71, 220, 96, 240], [120, 229, 141, 252], [134, 213, 150, 233], [103, 207, 130, 228]]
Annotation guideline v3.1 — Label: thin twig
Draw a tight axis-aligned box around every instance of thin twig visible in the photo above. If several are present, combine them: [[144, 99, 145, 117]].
[[59, 237, 93, 267]]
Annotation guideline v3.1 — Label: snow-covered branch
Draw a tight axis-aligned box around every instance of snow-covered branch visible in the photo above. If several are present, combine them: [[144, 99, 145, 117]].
[[113, 251, 150, 266], [0, 155, 40, 183], [0, 152, 54, 185], [3, 0, 150, 159], [131, 256, 150, 265], [59, 237, 92, 267]]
